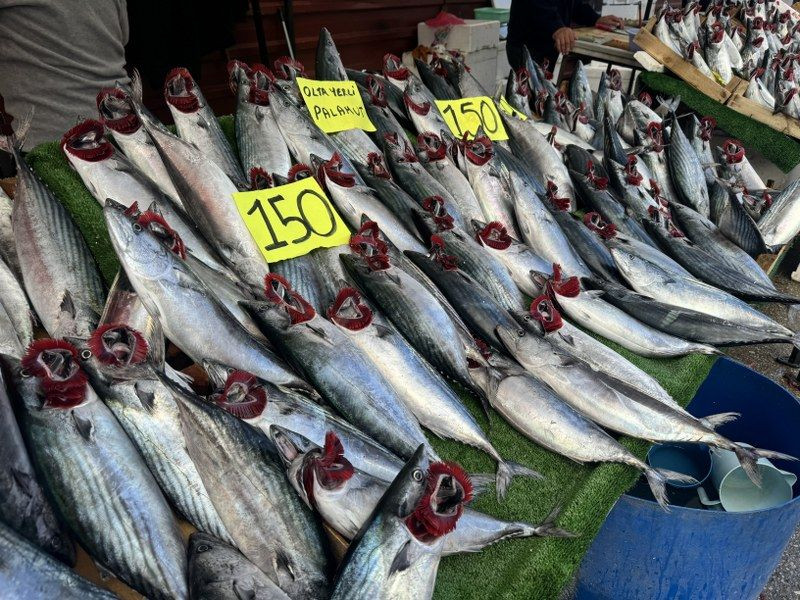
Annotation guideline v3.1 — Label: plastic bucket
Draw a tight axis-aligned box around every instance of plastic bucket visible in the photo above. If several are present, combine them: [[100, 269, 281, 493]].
[[575, 358, 800, 600]]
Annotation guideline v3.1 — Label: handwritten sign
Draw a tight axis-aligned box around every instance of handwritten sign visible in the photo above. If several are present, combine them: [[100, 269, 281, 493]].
[[296, 77, 376, 134], [234, 177, 351, 263], [497, 96, 528, 121], [435, 96, 509, 141]]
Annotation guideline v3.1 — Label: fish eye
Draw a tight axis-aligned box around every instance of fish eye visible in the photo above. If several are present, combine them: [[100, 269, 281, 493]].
[[80, 349, 92, 360], [196, 543, 212, 553], [412, 468, 424, 482], [19, 368, 31, 378], [517, 329, 525, 337], [132, 223, 143, 233]]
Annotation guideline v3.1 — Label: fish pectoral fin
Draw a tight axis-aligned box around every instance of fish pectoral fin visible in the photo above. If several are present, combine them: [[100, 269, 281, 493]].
[[389, 539, 418, 575], [59, 291, 76, 320], [374, 324, 394, 338], [71, 411, 95, 441], [304, 323, 332, 343], [133, 383, 157, 413], [10, 468, 36, 499]]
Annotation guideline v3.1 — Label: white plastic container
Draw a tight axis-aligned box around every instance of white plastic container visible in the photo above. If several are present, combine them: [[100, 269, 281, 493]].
[[417, 19, 500, 52]]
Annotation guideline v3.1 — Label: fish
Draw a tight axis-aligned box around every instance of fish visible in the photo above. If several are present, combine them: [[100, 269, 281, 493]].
[[244, 274, 437, 462], [461, 135, 520, 237], [0, 185, 22, 279], [103, 199, 310, 391], [505, 68, 533, 118], [608, 235, 795, 336], [207, 365, 405, 483], [403, 78, 452, 140], [329, 446, 456, 600], [545, 264, 719, 357], [11, 342, 187, 599], [706, 24, 734, 84], [71, 326, 233, 544], [684, 115, 719, 186], [569, 61, 594, 120], [61, 120, 226, 274], [0, 521, 114, 599], [326, 287, 539, 497], [503, 165, 592, 279], [495, 324, 795, 489], [472, 220, 552, 297], [417, 132, 485, 226], [316, 27, 348, 81], [718, 138, 766, 190], [356, 152, 423, 227], [709, 180, 768, 256], [0, 256, 34, 351], [230, 62, 293, 185], [758, 176, 800, 249], [272, 427, 568, 552], [358, 76, 409, 145], [617, 100, 661, 146], [188, 532, 291, 600], [141, 120, 269, 290], [164, 67, 247, 188], [2, 131, 105, 339], [471, 351, 695, 509], [0, 365, 73, 563], [550, 209, 620, 282], [159, 374, 329, 599], [634, 122, 680, 206], [665, 115, 711, 216], [96, 86, 182, 202], [416, 58, 459, 101]]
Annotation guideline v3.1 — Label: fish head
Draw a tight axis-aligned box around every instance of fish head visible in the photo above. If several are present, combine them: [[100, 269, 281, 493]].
[[345, 221, 392, 272], [164, 67, 201, 113], [494, 323, 529, 358], [605, 238, 657, 285], [403, 78, 431, 115], [103, 199, 176, 281], [327, 287, 374, 331], [474, 221, 512, 251], [96, 88, 141, 135], [60, 119, 114, 163], [274, 56, 307, 81], [188, 531, 220, 560], [68, 324, 153, 384], [266, 83, 301, 120], [404, 461, 472, 543], [315, 28, 346, 80], [210, 369, 268, 420], [364, 74, 388, 108], [416, 132, 446, 162], [382, 53, 410, 84], [19, 339, 89, 409], [318, 152, 356, 193]]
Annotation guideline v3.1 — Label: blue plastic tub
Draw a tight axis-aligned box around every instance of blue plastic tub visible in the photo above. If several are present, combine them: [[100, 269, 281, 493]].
[[576, 357, 800, 600]]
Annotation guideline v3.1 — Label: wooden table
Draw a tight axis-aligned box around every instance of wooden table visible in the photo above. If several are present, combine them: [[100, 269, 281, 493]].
[[558, 27, 640, 93]]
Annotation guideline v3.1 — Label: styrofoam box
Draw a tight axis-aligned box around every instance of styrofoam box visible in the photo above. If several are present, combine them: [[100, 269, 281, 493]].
[[497, 40, 510, 83], [463, 47, 498, 94], [417, 19, 500, 53]]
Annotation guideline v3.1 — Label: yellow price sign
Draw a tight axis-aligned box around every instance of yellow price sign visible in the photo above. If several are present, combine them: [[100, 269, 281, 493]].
[[296, 77, 376, 134], [234, 177, 351, 263], [435, 96, 509, 141], [497, 96, 528, 121]]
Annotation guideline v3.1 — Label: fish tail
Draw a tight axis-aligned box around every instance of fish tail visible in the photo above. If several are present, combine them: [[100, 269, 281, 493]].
[[533, 505, 578, 539], [644, 467, 698, 511], [734, 444, 798, 487], [495, 460, 543, 501], [700, 412, 741, 430]]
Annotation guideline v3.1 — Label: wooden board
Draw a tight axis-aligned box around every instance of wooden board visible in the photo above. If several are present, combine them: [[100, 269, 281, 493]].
[[633, 17, 740, 104], [726, 82, 800, 140]]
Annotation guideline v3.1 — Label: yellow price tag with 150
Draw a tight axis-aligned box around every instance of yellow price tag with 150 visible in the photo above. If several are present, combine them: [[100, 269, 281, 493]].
[[435, 96, 509, 141], [234, 177, 351, 263]]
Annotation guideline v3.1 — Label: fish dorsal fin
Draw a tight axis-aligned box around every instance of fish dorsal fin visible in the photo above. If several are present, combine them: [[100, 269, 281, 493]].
[[60, 291, 76, 320]]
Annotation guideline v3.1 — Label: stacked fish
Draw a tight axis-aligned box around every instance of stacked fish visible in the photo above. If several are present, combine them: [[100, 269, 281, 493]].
[[0, 25, 797, 600], [653, 0, 800, 119]]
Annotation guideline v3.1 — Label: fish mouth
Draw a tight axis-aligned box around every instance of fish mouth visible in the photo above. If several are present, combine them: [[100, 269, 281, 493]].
[[405, 462, 473, 542], [365, 75, 387, 107], [88, 324, 149, 367], [583, 212, 617, 239], [327, 287, 373, 331], [422, 196, 455, 232], [274, 56, 306, 80], [21, 340, 88, 409], [463, 136, 493, 166], [96, 88, 140, 135], [476, 221, 512, 250], [212, 370, 268, 419], [349, 221, 391, 271], [264, 274, 317, 324], [320, 153, 356, 188], [530, 295, 564, 332], [417, 132, 446, 161], [61, 119, 113, 162], [428, 235, 458, 271], [248, 64, 274, 106], [366, 152, 391, 179], [382, 53, 409, 80], [135, 211, 186, 259], [164, 67, 200, 113], [249, 167, 274, 190], [287, 163, 313, 182]]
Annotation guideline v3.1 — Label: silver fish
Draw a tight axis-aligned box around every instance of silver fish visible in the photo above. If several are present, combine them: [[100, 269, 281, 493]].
[[758, 176, 800, 248], [665, 116, 710, 216], [0, 256, 33, 351], [0, 185, 21, 280]]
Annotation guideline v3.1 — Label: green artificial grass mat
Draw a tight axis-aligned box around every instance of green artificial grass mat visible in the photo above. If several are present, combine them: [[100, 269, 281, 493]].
[[27, 115, 717, 599], [639, 71, 800, 173]]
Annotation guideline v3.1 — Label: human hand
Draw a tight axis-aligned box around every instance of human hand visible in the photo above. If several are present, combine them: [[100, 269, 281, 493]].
[[553, 27, 577, 55], [596, 15, 624, 29]]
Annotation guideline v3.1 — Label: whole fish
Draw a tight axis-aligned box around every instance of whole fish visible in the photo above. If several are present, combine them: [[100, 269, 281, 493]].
[[546, 264, 718, 357], [0, 521, 114, 599], [207, 365, 405, 482], [569, 60, 594, 120], [103, 199, 309, 391], [684, 115, 719, 185], [462, 135, 520, 236], [0, 256, 34, 351], [4, 134, 105, 339], [496, 325, 795, 489], [244, 274, 437, 462], [0, 365, 73, 563], [609, 236, 795, 336], [505, 68, 533, 118], [188, 532, 291, 600], [61, 120, 225, 274], [316, 27, 347, 81], [96, 86, 181, 202], [759, 177, 800, 248], [230, 62, 293, 184], [709, 180, 768, 256], [472, 220, 552, 297], [164, 67, 247, 188], [330, 446, 455, 600], [142, 121, 269, 290], [0, 185, 22, 279], [272, 428, 568, 552], [470, 352, 693, 509], [71, 327, 232, 543], [12, 342, 187, 599], [160, 375, 329, 599], [326, 287, 538, 497], [417, 132, 484, 225], [665, 115, 710, 216]]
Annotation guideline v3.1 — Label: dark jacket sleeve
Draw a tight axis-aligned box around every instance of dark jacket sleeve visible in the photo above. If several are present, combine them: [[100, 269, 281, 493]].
[[572, 0, 601, 27], [522, 0, 569, 39]]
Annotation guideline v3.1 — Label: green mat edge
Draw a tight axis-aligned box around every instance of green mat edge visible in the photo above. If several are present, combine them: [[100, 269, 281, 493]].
[[26, 116, 717, 599]]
